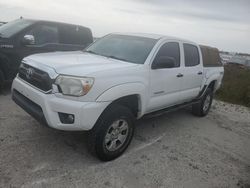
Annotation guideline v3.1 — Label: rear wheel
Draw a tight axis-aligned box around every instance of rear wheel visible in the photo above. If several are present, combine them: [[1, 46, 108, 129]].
[[192, 88, 213, 117], [88, 104, 135, 161]]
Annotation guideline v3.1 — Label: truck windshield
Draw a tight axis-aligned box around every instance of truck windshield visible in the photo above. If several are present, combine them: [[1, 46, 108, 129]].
[[85, 34, 157, 64], [0, 19, 34, 38]]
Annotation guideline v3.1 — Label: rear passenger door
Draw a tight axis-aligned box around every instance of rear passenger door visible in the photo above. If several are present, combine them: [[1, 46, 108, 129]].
[[180, 43, 203, 101]]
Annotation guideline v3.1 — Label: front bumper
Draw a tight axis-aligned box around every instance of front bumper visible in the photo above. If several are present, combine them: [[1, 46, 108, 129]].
[[12, 77, 110, 131]]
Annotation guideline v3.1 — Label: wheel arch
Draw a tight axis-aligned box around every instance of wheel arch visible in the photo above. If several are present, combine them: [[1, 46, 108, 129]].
[[205, 72, 222, 93], [208, 80, 217, 92], [96, 83, 147, 118], [109, 94, 140, 118], [197, 79, 217, 99]]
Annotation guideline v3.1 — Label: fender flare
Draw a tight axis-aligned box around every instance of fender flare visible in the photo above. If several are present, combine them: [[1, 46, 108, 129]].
[[204, 73, 221, 92], [96, 82, 148, 117], [197, 72, 221, 99]]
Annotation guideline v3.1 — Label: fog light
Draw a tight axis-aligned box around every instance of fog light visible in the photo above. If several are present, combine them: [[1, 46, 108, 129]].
[[58, 112, 75, 124]]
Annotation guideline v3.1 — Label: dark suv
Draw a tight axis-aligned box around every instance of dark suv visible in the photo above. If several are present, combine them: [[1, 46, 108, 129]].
[[0, 19, 93, 88]]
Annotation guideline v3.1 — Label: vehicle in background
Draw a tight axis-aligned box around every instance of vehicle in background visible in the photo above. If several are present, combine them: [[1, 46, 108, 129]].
[[0, 22, 7, 26], [12, 33, 224, 161], [0, 18, 93, 88]]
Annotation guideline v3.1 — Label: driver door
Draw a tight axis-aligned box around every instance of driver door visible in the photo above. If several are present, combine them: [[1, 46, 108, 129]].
[[146, 41, 184, 113]]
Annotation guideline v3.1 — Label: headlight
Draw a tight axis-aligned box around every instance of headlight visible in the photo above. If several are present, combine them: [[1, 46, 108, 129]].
[[54, 75, 94, 96]]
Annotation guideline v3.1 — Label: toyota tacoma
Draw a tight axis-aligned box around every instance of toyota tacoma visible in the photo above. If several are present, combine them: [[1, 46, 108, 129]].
[[12, 33, 224, 161]]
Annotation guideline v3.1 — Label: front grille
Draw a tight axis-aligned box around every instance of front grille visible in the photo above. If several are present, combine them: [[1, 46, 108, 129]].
[[18, 63, 52, 92]]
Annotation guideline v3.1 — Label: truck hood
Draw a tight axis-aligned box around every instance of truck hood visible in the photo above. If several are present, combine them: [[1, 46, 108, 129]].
[[24, 51, 139, 76]]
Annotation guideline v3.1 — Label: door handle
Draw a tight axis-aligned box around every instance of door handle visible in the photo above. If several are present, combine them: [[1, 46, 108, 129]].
[[176, 73, 184, 78], [198, 71, 203, 75]]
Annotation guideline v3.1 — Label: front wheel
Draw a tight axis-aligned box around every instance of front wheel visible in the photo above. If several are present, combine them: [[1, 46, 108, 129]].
[[192, 88, 213, 117], [88, 104, 135, 161]]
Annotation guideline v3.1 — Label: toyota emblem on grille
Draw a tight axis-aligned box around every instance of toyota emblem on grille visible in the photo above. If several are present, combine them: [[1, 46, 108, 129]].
[[26, 68, 34, 79]]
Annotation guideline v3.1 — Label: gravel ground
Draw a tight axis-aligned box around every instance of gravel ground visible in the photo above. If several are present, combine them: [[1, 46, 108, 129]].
[[0, 91, 250, 188]]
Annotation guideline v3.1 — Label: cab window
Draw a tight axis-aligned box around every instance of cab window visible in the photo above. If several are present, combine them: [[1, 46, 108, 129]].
[[154, 42, 180, 67], [59, 25, 93, 45], [184, 43, 200, 66], [26, 24, 59, 45]]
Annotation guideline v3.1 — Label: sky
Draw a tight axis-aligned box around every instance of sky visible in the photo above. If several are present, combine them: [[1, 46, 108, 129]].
[[0, 0, 249, 53]]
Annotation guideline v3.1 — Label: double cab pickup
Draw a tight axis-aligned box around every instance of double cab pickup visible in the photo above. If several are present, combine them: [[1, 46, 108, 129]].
[[12, 33, 224, 161]]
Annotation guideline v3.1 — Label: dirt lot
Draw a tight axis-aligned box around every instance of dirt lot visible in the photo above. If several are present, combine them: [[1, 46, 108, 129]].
[[0, 90, 250, 188]]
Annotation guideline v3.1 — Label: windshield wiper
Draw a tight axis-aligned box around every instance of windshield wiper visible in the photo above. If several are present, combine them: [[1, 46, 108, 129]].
[[105, 55, 128, 62], [84, 51, 129, 62], [84, 50, 99, 55]]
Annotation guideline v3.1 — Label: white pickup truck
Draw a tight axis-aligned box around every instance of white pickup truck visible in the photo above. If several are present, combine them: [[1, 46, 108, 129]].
[[12, 33, 224, 161]]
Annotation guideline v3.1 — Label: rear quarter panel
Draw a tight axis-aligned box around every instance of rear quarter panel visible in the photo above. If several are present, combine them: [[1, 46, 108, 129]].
[[203, 66, 224, 91]]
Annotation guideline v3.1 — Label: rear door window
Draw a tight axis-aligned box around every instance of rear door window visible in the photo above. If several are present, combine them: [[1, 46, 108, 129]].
[[184, 44, 200, 67]]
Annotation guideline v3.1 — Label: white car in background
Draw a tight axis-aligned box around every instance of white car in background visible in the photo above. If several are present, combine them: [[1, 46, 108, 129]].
[[12, 33, 224, 161]]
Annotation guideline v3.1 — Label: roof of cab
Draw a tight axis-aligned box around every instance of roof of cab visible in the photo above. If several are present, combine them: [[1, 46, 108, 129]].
[[19, 18, 91, 30], [113, 32, 195, 43]]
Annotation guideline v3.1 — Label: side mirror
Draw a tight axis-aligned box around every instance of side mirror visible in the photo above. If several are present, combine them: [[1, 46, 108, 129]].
[[152, 56, 176, 69], [22, 35, 35, 45]]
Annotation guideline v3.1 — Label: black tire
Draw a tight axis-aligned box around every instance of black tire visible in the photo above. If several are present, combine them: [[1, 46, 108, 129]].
[[192, 88, 213, 117], [88, 104, 135, 161], [0, 69, 5, 91]]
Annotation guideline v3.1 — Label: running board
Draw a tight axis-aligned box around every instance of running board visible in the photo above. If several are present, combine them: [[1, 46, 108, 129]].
[[142, 99, 200, 119]]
